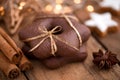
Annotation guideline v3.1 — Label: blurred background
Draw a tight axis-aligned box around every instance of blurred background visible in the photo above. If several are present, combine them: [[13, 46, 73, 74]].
[[0, 0, 120, 36]]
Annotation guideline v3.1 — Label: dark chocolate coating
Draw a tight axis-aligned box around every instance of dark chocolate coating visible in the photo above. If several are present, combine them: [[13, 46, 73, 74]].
[[22, 43, 87, 69], [19, 14, 90, 68], [42, 44, 87, 69]]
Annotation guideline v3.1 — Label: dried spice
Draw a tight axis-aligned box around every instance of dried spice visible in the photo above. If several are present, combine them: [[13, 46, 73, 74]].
[[0, 27, 32, 78], [93, 49, 120, 69]]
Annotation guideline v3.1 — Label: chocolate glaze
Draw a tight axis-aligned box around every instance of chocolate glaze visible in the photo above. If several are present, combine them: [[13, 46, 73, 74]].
[[19, 14, 91, 68]]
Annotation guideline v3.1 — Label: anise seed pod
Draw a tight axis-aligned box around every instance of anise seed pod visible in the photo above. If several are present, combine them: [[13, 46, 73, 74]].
[[93, 49, 120, 69]]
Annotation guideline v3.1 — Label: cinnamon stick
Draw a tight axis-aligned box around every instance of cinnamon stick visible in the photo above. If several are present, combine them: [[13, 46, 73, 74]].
[[18, 52, 32, 71], [0, 27, 32, 71], [0, 27, 21, 53], [0, 51, 20, 79], [0, 34, 21, 64]]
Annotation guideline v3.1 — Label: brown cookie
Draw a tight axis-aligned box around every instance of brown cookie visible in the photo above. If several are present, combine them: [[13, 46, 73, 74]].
[[42, 43, 87, 69], [19, 14, 91, 68]]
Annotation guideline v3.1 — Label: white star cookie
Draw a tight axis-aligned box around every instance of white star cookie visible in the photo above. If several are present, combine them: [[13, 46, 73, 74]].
[[100, 0, 120, 11], [85, 12, 118, 37]]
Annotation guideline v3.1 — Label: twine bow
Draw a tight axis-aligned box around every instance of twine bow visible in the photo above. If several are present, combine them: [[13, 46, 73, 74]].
[[23, 26, 62, 56], [23, 15, 82, 56]]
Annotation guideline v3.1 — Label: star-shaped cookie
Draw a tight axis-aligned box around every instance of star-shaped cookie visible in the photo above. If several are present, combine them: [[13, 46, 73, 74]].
[[100, 0, 120, 11], [84, 12, 118, 37]]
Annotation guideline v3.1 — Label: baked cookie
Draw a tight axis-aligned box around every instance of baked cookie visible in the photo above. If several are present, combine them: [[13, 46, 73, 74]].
[[74, 0, 101, 23], [19, 14, 91, 68], [84, 12, 119, 37], [98, 0, 120, 16]]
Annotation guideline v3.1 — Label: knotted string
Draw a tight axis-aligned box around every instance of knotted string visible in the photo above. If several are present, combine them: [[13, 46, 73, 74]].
[[23, 26, 61, 56], [63, 15, 82, 47], [23, 15, 82, 56]]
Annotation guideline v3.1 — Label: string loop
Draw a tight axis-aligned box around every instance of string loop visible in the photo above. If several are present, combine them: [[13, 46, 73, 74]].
[[23, 15, 82, 56]]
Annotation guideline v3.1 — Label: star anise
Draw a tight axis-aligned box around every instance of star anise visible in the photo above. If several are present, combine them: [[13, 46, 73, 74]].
[[93, 49, 120, 69]]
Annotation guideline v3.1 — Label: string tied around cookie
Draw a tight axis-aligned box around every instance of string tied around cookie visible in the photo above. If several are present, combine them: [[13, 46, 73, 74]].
[[36, 14, 82, 47], [23, 15, 82, 56], [62, 14, 82, 47], [23, 26, 62, 56]]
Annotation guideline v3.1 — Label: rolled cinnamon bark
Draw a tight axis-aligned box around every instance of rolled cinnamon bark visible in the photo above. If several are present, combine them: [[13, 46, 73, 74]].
[[18, 52, 32, 71], [0, 34, 21, 64], [0, 51, 20, 79], [0, 27, 21, 53]]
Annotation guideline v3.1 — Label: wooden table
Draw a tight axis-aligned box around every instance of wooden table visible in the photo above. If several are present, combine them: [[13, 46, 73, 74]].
[[0, 18, 120, 80]]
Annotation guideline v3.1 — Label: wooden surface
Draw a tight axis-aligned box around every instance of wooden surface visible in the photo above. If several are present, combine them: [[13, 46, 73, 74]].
[[0, 18, 120, 80], [0, 34, 120, 80], [24, 37, 120, 80]]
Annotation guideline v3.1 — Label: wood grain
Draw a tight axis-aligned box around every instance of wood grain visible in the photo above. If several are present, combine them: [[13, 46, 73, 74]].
[[85, 37, 120, 80], [25, 59, 95, 80], [0, 28, 120, 80], [23, 37, 120, 80], [94, 31, 120, 80], [98, 32, 120, 58], [1, 15, 120, 80]]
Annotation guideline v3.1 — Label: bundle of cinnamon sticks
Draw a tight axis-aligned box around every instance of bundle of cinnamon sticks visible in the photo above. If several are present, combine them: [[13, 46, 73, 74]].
[[0, 27, 32, 79]]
